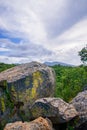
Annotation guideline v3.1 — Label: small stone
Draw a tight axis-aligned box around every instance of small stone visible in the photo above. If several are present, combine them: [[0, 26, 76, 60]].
[[4, 117, 54, 130]]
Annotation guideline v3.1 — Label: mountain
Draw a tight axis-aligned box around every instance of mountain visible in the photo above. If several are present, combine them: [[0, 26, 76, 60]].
[[44, 61, 74, 67]]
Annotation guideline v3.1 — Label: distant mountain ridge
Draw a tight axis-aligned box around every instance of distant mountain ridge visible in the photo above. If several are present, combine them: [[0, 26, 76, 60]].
[[44, 61, 74, 66]]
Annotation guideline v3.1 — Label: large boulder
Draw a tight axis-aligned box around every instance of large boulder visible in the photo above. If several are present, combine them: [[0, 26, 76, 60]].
[[70, 91, 87, 130], [4, 117, 53, 130], [0, 62, 55, 127], [30, 98, 78, 124]]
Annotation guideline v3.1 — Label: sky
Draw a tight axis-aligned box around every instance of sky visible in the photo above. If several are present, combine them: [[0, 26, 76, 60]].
[[0, 0, 87, 65]]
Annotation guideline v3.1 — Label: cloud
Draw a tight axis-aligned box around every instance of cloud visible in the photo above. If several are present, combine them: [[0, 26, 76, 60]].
[[0, 0, 47, 44], [0, 38, 54, 64], [0, 0, 87, 65], [0, 56, 30, 64], [29, 0, 87, 38]]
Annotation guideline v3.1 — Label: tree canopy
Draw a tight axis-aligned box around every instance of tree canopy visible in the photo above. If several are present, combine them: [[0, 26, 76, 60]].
[[79, 45, 87, 65], [52, 65, 87, 102]]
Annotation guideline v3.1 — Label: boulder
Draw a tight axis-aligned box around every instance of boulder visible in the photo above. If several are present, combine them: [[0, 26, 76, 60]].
[[70, 91, 87, 130], [0, 62, 55, 127], [30, 98, 78, 124], [4, 117, 53, 130]]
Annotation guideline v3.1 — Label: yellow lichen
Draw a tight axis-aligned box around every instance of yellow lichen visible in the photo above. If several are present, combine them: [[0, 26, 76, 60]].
[[18, 71, 43, 103], [33, 71, 43, 85], [11, 85, 17, 101], [1, 97, 5, 112], [25, 89, 31, 101], [31, 71, 43, 99]]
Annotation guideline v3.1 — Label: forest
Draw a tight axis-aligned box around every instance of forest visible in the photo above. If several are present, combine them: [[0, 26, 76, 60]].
[[52, 65, 87, 102]]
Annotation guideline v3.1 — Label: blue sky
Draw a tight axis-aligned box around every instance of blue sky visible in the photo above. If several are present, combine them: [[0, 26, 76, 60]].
[[0, 0, 87, 65]]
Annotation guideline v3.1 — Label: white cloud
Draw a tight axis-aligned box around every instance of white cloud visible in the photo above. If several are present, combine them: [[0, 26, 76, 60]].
[[0, 47, 9, 51], [0, 56, 29, 64], [0, 0, 47, 43], [0, 0, 69, 43], [0, 0, 87, 65], [57, 18, 87, 41]]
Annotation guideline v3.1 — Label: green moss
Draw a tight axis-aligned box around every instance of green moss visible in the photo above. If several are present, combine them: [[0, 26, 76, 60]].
[[25, 77, 30, 87], [19, 93, 24, 99], [4, 85, 15, 110], [10, 85, 17, 101], [32, 106, 48, 118], [25, 89, 31, 101], [32, 107, 40, 117], [0, 80, 7, 90], [1, 97, 5, 112]]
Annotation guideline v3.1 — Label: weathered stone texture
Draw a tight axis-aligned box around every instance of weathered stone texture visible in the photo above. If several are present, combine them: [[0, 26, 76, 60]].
[[70, 91, 87, 129], [0, 62, 55, 127], [30, 97, 78, 124], [4, 117, 53, 130]]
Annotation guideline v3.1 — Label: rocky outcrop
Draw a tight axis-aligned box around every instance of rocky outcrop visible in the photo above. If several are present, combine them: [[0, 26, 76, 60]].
[[30, 98, 78, 124], [4, 117, 53, 130], [70, 91, 87, 130], [0, 62, 55, 127]]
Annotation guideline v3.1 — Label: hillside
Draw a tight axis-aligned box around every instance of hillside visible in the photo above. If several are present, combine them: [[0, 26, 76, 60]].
[[44, 61, 74, 66]]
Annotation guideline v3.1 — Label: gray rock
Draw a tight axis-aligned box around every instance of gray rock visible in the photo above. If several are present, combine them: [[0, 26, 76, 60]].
[[0, 62, 55, 127], [30, 97, 78, 124], [70, 91, 87, 129]]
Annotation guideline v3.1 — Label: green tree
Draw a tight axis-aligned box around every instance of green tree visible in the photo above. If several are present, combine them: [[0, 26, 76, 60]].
[[52, 65, 87, 102], [79, 45, 87, 65]]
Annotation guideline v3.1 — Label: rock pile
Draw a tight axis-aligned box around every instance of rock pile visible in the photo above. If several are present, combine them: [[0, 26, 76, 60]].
[[0, 62, 55, 127], [30, 97, 78, 124], [3, 90, 87, 130], [0, 62, 87, 130]]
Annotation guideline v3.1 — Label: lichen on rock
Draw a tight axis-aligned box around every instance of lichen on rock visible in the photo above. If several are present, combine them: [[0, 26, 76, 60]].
[[0, 62, 55, 127]]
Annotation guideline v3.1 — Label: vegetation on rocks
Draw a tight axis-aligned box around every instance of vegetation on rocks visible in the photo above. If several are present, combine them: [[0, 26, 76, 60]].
[[0, 97, 5, 113], [0, 62, 55, 129], [0, 62, 87, 103]]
